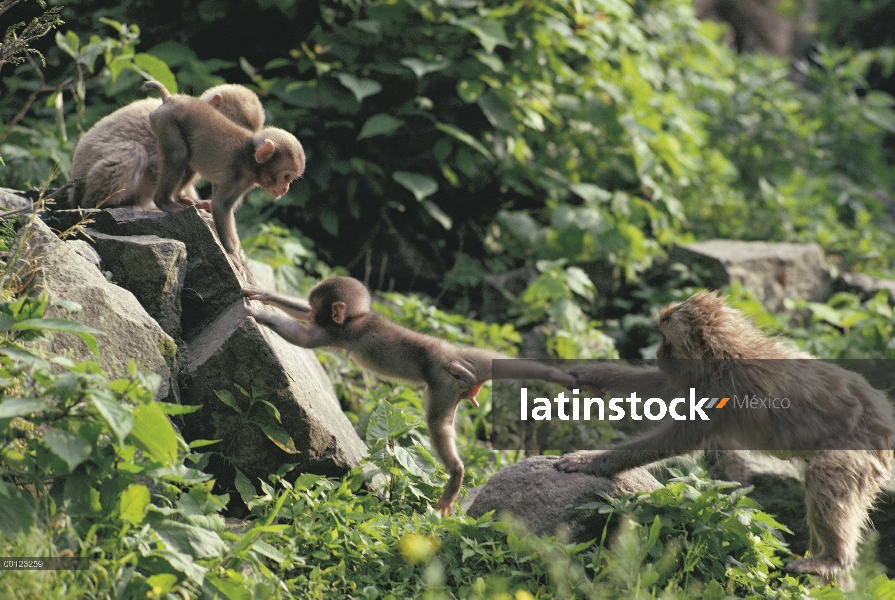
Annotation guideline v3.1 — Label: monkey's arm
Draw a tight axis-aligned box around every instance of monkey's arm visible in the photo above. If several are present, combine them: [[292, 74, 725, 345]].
[[242, 287, 312, 321], [569, 363, 671, 397], [555, 420, 706, 477], [247, 308, 331, 347]]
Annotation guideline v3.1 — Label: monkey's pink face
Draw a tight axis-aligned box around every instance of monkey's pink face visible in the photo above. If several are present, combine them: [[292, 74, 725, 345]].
[[261, 171, 299, 198]]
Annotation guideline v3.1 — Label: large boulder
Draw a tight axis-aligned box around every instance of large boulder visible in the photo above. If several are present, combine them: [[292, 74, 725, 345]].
[[85, 207, 245, 341], [86, 230, 187, 337], [178, 300, 367, 489], [466, 455, 662, 542], [672, 240, 831, 312], [9, 219, 178, 401]]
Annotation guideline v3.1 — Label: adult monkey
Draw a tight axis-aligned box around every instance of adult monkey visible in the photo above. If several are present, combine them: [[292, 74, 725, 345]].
[[69, 83, 266, 209], [556, 291, 895, 588], [242, 276, 576, 515]]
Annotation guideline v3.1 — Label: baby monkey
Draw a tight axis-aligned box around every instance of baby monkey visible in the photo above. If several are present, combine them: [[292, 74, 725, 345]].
[[242, 276, 575, 515], [70, 83, 265, 209], [143, 81, 305, 272]]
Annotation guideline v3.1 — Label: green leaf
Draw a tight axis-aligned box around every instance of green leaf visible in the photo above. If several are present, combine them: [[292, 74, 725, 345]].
[[133, 53, 178, 95], [91, 394, 133, 443], [233, 468, 256, 507], [366, 400, 418, 444], [358, 114, 404, 140], [130, 402, 178, 465], [393, 446, 436, 481], [569, 183, 612, 204], [393, 172, 438, 202], [0, 397, 50, 418], [422, 200, 452, 230], [215, 390, 242, 414], [0, 489, 34, 535], [454, 17, 511, 53], [44, 428, 92, 472], [400, 57, 450, 78], [436, 122, 494, 160], [337, 73, 381, 103], [255, 422, 300, 454], [157, 402, 201, 415], [12, 318, 103, 356], [55, 31, 79, 59], [477, 93, 516, 133], [187, 438, 221, 449], [119, 484, 150, 525]]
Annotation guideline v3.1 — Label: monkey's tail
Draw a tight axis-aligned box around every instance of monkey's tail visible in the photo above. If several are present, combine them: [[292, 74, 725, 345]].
[[141, 80, 172, 102]]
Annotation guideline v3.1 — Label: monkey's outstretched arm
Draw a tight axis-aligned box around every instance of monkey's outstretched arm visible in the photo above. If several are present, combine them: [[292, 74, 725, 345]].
[[247, 308, 331, 348], [569, 363, 671, 397], [242, 287, 312, 321], [555, 420, 708, 476]]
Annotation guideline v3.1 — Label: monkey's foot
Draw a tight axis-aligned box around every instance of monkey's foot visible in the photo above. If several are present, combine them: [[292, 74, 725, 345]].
[[434, 494, 457, 517], [554, 451, 606, 475], [786, 557, 852, 590]]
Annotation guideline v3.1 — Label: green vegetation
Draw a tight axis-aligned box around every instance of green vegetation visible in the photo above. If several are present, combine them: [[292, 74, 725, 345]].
[[2, 0, 895, 597]]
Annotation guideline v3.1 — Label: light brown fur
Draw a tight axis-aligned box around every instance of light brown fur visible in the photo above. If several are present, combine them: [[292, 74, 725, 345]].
[[69, 84, 265, 209], [143, 81, 304, 269], [556, 291, 895, 588], [242, 276, 575, 515]]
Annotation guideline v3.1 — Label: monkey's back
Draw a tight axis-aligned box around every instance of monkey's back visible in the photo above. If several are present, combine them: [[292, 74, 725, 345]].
[[71, 98, 163, 207], [148, 96, 255, 184], [342, 313, 462, 388]]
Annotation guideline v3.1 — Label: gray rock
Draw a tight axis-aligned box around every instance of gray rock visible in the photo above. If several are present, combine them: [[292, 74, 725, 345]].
[[672, 240, 831, 312], [87, 207, 251, 340], [87, 230, 186, 337], [65, 240, 102, 270], [836, 272, 895, 301], [466, 455, 662, 542], [9, 219, 178, 401], [178, 300, 367, 490], [707, 450, 809, 554], [0, 188, 31, 211]]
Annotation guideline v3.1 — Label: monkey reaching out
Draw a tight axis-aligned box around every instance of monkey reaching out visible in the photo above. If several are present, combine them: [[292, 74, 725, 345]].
[[556, 291, 895, 588], [242, 277, 575, 515], [143, 81, 305, 272], [69, 84, 265, 209]]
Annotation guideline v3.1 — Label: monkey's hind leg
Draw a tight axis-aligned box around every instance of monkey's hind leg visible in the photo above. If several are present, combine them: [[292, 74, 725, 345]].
[[426, 386, 465, 516], [148, 114, 191, 213], [786, 450, 888, 590]]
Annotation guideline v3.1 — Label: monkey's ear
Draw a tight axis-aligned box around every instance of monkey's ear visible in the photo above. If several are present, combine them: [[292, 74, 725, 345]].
[[207, 93, 224, 107], [332, 301, 347, 324], [255, 140, 276, 164]]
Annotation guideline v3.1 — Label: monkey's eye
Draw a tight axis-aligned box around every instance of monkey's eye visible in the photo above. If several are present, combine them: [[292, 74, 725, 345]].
[[283, 173, 291, 182]]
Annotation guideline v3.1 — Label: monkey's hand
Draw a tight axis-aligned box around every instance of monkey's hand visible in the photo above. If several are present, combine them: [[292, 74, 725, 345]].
[[241, 287, 272, 304], [554, 451, 612, 476], [568, 365, 607, 395]]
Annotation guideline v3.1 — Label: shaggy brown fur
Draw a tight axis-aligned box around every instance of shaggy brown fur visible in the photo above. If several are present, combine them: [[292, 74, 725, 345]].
[[556, 291, 895, 588], [69, 84, 264, 209]]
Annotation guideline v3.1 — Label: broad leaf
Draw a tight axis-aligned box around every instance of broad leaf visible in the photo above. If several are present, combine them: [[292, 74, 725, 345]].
[[358, 114, 404, 140], [393, 171, 438, 202], [0, 397, 50, 419], [130, 402, 178, 465], [119, 484, 150, 525], [133, 53, 178, 95], [337, 73, 381, 103], [45, 428, 92, 472]]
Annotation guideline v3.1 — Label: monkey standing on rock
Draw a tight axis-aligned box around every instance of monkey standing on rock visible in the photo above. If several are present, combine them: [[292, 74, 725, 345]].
[[556, 291, 895, 588], [69, 83, 266, 209], [242, 276, 576, 515], [142, 81, 305, 274]]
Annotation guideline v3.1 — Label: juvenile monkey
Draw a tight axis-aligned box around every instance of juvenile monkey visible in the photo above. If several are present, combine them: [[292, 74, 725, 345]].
[[556, 291, 895, 588], [143, 81, 305, 270], [69, 84, 265, 209], [242, 277, 575, 515]]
